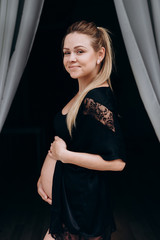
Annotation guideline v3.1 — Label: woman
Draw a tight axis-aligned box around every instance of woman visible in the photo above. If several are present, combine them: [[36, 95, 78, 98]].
[[37, 20, 126, 240]]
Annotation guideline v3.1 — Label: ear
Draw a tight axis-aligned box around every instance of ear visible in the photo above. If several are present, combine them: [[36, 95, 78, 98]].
[[97, 47, 105, 64]]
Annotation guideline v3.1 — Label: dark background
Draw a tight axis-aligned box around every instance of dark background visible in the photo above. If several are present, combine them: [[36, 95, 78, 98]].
[[0, 0, 159, 237]]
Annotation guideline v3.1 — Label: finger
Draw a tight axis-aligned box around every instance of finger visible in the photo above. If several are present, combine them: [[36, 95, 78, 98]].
[[38, 186, 48, 200], [41, 195, 48, 201], [54, 136, 59, 140], [48, 151, 52, 157], [41, 195, 52, 204], [39, 191, 48, 201], [46, 198, 52, 205]]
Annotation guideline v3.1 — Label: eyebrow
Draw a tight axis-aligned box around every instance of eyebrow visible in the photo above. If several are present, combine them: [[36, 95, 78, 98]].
[[63, 45, 87, 50]]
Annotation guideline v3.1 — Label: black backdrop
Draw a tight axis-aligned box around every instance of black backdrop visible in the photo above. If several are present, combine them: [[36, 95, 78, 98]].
[[0, 0, 159, 209]]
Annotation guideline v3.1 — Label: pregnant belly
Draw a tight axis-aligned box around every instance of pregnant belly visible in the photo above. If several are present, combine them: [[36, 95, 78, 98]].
[[41, 156, 56, 200]]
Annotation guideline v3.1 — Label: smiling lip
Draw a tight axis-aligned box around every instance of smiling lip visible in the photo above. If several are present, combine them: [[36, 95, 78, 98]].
[[69, 66, 80, 69]]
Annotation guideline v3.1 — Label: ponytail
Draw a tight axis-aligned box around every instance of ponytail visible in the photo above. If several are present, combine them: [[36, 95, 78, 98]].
[[63, 21, 114, 136]]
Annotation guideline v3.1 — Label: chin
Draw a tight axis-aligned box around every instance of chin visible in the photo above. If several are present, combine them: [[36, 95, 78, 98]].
[[68, 69, 82, 79], [69, 73, 80, 79]]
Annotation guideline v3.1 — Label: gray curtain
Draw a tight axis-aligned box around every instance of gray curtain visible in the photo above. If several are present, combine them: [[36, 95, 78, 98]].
[[113, 0, 160, 142], [0, 0, 45, 132]]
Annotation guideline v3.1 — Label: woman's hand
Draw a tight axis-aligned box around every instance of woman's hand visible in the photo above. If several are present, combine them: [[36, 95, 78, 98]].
[[37, 176, 52, 205], [48, 136, 67, 162]]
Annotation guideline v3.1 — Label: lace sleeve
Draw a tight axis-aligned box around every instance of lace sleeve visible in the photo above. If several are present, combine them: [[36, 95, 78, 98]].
[[83, 98, 115, 132]]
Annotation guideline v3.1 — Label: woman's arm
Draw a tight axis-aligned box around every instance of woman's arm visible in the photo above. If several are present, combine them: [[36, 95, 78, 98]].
[[61, 150, 125, 171], [49, 136, 126, 171]]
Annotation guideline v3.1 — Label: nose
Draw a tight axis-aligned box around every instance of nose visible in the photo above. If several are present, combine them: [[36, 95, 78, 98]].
[[69, 52, 76, 62]]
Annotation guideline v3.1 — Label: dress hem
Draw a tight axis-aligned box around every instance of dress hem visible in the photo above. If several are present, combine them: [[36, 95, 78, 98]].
[[49, 223, 115, 240]]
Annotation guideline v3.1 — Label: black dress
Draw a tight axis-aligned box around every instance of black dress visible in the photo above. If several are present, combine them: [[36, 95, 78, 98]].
[[49, 87, 126, 240]]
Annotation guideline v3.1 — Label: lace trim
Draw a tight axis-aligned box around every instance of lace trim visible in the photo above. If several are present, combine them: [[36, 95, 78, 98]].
[[49, 224, 104, 240], [83, 98, 115, 132], [51, 232, 103, 240], [49, 223, 114, 240]]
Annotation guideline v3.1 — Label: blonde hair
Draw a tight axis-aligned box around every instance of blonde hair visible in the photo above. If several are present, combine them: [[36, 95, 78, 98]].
[[62, 21, 113, 136]]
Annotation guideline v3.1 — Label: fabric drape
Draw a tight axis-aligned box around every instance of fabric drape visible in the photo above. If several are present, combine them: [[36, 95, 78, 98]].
[[0, 0, 45, 132], [113, 0, 160, 141]]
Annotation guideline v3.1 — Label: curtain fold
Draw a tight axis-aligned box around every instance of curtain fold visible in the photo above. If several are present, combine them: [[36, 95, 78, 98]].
[[113, 0, 160, 142], [0, 0, 19, 100], [150, 0, 160, 60], [0, 0, 45, 132]]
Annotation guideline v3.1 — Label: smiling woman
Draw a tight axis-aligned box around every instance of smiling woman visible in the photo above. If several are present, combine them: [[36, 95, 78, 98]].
[[37, 20, 126, 240], [63, 33, 105, 84]]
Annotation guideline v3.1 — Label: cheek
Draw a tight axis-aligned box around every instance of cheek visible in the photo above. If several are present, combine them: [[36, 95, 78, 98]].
[[83, 53, 97, 67], [63, 57, 66, 66], [84, 57, 97, 70], [63, 58, 68, 71]]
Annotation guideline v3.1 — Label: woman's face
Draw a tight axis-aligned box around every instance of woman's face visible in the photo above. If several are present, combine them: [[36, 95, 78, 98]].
[[63, 32, 102, 82]]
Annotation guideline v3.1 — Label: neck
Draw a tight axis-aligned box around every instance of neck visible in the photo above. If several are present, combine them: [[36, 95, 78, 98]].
[[77, 71, 98, 94], [77, 79, 109, 95], [77, 65, 101, 94], [77, 78, 93, 94]]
